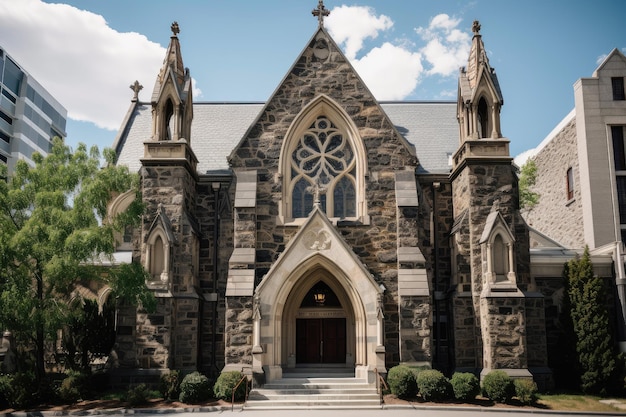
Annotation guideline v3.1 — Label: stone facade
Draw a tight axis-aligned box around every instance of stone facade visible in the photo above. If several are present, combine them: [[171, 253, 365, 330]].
[[524, 117, 583, 248], [109, 17, 560, 388]]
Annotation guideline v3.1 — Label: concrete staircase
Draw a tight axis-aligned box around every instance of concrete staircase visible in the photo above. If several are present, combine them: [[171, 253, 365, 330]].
[[245, 367, 381, 409]]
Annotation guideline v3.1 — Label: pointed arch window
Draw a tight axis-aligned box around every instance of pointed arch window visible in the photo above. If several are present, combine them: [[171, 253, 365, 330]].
[[477, 97, 489, 139], [289, 116, 356, 219], [164, 99, 174, 141], [150, 235, 165, 279], [493, 234, 508, 282], [480, 211, 518, 289]]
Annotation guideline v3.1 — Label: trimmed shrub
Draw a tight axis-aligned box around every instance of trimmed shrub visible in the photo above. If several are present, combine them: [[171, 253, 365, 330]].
[[58, 370, 90, 403], [387, 365, 418, 399], [416, 369, 451, 402], [160, 370, 180, 401], [125, 383, 149, 407], [482, 370, 514, 403], [0, 372, 37, 409], [450, 372, 480, 401], [514, 379, 538, 405], [179, 371, 211, 403], [213, 371, 247, 402]]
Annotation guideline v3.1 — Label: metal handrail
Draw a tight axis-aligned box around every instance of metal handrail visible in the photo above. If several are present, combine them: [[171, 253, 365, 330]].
[[374, 368, 388, 405], [231, 374, 250, 411]]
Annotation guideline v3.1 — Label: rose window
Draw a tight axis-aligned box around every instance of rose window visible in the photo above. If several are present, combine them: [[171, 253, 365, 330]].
[[291, 116, 356, 218]]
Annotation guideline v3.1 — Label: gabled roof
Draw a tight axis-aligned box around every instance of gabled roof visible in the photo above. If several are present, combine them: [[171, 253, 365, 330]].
[[114, 100, 457, 175], [593, 48, 626, 76]]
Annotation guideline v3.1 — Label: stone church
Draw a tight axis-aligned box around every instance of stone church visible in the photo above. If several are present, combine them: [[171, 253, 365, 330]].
[[109, 4, 559, 389]]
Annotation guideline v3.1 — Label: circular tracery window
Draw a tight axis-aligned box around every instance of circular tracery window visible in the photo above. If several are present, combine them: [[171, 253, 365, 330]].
[[291, 116, 356, 218]]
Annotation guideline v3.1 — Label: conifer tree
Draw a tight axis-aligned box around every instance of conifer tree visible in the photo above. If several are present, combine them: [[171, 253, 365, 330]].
[[566, 247, 618, 395]]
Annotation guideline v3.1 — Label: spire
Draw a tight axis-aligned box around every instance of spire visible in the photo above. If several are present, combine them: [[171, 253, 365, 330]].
[[149, 21, 194, 143], [155, 21, 186, 89], [465, 20, 491, 90], [456, 20, 504, 142], [312, 0, 330, 27]]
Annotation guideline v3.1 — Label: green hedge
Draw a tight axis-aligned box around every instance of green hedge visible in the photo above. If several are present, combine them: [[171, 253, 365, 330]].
[[450, 372, 480, 401], [482, 370, 514, 403], [416, 369, 451, 401], [179, 371, 211, 403], [387, 365, 418, 399], [213, 371, 247, 402]]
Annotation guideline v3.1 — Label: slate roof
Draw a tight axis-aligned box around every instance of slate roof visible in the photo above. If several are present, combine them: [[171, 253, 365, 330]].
[[114, 100, 458, 176]]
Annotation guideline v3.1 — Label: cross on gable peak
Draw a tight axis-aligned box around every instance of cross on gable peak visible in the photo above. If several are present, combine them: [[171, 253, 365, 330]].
[[312, 0, 330, 27]]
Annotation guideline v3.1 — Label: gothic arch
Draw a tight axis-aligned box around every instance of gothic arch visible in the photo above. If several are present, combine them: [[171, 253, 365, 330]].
[[107, 190, 136, 251], [144, 205, 175, 289], [252, 207, 384, 382], [480, 210, 517, 288], [278, 95, 368, 224]]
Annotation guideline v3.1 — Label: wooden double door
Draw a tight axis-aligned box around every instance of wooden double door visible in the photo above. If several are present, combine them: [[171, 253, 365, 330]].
[[296, 318, 346, 364]]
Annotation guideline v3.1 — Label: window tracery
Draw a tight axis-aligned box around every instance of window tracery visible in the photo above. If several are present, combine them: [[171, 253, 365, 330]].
[[290, 116, 356, 218]]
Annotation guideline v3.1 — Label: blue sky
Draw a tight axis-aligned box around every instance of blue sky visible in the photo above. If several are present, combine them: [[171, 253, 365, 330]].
[[0, 0, 624, 161]]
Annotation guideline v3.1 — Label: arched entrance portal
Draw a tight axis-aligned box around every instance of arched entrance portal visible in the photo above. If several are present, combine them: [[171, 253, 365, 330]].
[[251, 208, 385, 383], [284, 276, 356, 368]]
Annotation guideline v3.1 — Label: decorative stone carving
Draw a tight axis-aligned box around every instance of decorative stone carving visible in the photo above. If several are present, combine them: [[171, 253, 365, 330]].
[[303, 228, 332, 250]]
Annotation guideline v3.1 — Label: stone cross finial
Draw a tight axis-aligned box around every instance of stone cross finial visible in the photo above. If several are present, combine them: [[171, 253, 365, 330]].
[[171, 21, 180, 36], [312, 0, 330, 27], [306, 178, 328, 208], [472, 20, 481, 35], [130, 80, 143, 101]]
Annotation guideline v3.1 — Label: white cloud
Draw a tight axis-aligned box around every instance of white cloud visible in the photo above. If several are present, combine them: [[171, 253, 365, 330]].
[[513, 148, 537, 167], [325, 7, 471, 100], [326, 5, 422, 100], [326, 5, 393, 60], [416, 14, 470, 77], [353, 43, 423, 100], [0, 0, 165, 130]]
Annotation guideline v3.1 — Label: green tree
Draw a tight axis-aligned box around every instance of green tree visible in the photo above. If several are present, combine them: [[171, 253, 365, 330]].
[[519, 159, 539, 210], [566, 247, 618, 395], [0, 138, 153, 380]]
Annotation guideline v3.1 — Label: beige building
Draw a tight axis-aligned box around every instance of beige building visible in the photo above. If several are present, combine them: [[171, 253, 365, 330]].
[[524, 48, 626, 350]]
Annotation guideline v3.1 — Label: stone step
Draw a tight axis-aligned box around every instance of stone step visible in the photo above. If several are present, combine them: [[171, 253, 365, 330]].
[[252, 388, 376, 395], [263, 378, 370, 389], [244, 399, 382, 409], [245, 375, 381, 409], [249, 392, 380, 401]]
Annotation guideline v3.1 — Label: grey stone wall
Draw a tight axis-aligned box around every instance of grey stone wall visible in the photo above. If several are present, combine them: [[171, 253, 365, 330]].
[[451, 154, 536, 373], [524, 118, 583, 248], [479, 297, 527, 370], [225, 296, 254, 367], [227, 32, 420, 367], [196, 180, 232, 375], [399, 296, 431, 363], [135, 161, 202, 370]]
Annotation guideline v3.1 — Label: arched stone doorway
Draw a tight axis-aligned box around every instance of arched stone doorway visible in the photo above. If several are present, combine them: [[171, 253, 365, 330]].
[[283, 274, 356, 368], [251, 208, 385, 383]]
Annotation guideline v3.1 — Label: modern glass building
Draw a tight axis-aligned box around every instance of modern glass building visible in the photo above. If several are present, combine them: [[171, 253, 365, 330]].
[[0, 45, 67, 175]]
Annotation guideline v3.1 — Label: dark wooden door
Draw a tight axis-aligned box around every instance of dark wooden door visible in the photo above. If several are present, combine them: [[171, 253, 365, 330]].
[[296, 318, 346, 364]]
